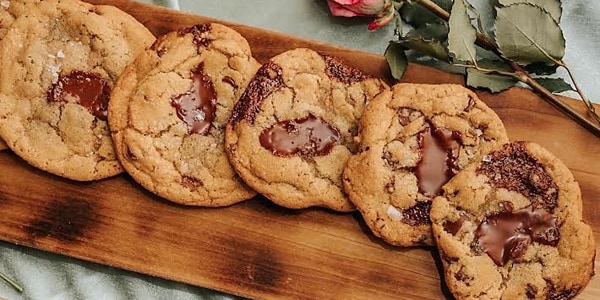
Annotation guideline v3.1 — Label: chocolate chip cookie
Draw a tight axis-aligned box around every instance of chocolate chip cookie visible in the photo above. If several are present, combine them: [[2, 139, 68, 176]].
[[109, 23, 260, 206], [430, 141, 595, 299], [0, 0, 44, 151], [343, 83, 509, 246], [225, 48, 388, 212], [0, 0, 154, 180]]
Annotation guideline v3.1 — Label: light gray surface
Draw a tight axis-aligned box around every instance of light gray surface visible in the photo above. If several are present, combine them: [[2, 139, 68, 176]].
[[1, 1, 599, 300]]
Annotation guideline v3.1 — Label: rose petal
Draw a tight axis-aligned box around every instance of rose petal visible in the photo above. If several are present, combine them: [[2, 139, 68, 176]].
[[327, 0, 362, 17], [368, 1, 394, 30], [330, 0, 362, 5], [348, 0, 386, 15], [368, 11, 394, 30], [328, 0, 387, 17]]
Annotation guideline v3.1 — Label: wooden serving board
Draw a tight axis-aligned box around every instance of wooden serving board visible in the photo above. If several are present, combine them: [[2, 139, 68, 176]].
[[0, 0, 599, 299]]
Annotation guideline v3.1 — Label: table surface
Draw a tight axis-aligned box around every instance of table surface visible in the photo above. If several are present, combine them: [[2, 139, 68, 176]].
[[0, 0, 598, 299]]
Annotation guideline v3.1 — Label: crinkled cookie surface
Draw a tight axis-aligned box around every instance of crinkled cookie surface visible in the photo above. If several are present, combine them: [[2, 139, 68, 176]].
[[343, 83, 509, 246], [226, 48, 388, 212], [109, 23, 260, 206], [0, 0, 154, 180], [430, 142, 595, 300]]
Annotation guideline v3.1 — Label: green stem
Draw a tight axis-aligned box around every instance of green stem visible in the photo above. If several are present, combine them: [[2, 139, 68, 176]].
[[415, 0, 600, 136], [0, 271, 23, 293]]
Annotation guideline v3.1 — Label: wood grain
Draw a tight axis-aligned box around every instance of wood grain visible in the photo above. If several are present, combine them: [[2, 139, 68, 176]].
[[0, 0, 598, 299]]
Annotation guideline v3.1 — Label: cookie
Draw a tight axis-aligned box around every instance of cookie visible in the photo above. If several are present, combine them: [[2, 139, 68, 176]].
[[225, 48, 388, 212], [0, 0, 44, 151], [343, 83, 509, 246], [430, 141, 595, 299], [109, 24, 260, 206], [0, 0, 154, 181]]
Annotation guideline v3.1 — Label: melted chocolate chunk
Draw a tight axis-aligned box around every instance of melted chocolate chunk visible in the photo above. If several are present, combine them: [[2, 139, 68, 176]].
[[182, 175, 203, 189], [171, 63, 216, 135], [230, 62, 284, 125], [222, 76, 238, 89], [443, 215, 467, 235], [322, 55, 369, 84], [397, 107, 420, 126], [476, 205, 560, 266], [476, 142, 559, 210], [526, 284, 538, 299], [385, 177, 396, 193], [400, 201, 432, 226], [124, 146, 137, 160], [150, 36, 168, 57], [465, 96, 476, 111], [47, 71, 111, 121], [415, 121, 462, 197], [178, 24, 213, 49], [545, 283, 580, 300], [259, 113, 340, 158]]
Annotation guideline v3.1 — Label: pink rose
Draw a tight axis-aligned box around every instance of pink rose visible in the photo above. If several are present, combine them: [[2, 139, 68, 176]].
[[327, 0, 395, 30]]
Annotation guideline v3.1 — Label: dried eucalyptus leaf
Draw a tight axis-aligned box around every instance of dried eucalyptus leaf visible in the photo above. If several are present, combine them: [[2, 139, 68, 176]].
[[466, 59, 518, 93], [524, 62, 559, 75], [406, 51, 467, 75], [404, 23, 449, 61], [463, 0, 486, 34], [448, 0, 477, 63], [405, 38, 449, 62], [477, 58, 514, 71], [399, 0, 452, 28], [535, 77, 574, 93], [406, 23, 449, 41], [385, 41, 408, 80], [498, 0, 562, 22], [495, 3, 565, 65], [467, 69, 517, 93]]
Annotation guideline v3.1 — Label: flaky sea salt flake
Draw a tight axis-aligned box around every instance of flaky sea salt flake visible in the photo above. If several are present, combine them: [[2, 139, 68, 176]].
[[387, 205, 404, 221], [475, 128, 483, 137], [0, 1, 10, 9], [48, 64, 61, 84], [194, 110, 206, 122]]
